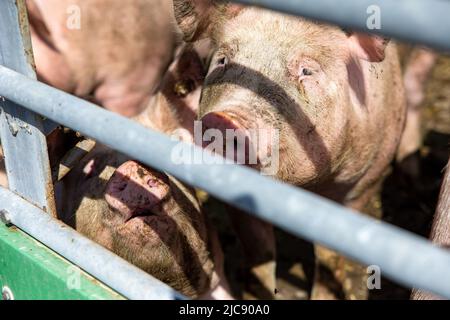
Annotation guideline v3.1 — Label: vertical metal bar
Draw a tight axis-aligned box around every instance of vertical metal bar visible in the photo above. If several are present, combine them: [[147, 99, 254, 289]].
[[0, 0, 56, 217]]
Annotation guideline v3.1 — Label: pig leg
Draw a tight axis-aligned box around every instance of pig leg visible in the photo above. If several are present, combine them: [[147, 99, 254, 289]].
[[397, 48, 437, 176], [229, 208, 277, 299], [411, 158, 450, 300]]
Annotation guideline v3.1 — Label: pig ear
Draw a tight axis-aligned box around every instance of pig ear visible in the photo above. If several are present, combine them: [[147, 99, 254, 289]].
[[347, 32, 390, 62], [173, 0, 243, 42], [173, 0, 217, 42]]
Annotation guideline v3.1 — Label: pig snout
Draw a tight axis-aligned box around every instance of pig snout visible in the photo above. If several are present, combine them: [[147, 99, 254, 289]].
[[200, 111, 278, 171], [105, 161, 170, 221], [200, 111, 255, 165]]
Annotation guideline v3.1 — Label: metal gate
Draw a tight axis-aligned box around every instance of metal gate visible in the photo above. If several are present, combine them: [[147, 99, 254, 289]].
[[1, 0, 450, 300]]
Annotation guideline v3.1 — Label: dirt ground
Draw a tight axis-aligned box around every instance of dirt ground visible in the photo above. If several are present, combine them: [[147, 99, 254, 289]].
[[206, 51, 450, 300]]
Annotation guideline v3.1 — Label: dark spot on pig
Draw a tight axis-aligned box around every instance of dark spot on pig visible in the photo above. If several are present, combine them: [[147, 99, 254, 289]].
[[137, 167, 146, 179], [307, 125, 317, 135], [302, 68, 313, 76]]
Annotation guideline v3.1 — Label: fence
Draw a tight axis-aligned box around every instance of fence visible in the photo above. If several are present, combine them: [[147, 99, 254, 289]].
[[0, 0, 449, 300]]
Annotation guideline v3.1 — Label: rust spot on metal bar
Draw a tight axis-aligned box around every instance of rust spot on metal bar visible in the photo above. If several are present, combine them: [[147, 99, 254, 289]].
[[15, 0, 36, 71]]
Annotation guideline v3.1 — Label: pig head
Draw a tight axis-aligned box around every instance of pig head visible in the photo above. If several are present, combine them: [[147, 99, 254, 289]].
[[174, 0, 406, 207], [60, 148, 215, 297], [56, 43, 233, 298]]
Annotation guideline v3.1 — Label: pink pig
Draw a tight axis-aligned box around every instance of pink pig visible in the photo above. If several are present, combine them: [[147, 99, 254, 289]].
[[173, 0, 406, 299]]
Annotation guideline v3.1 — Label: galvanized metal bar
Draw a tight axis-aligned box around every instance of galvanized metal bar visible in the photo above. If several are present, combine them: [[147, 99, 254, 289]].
[[1, 66, 450, 298], [0, 0, 56, 216], [0, 187, 185, 300], [233, 0, 450, 52]]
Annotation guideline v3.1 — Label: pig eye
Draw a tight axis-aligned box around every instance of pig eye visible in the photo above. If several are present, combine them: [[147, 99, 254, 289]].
[[288, 57, 320, 82], [301, 67, 313, 76], [216, 56, 229, 68]]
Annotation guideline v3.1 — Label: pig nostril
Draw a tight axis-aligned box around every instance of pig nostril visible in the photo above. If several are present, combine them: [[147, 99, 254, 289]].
[[201, 112, 245, 133]]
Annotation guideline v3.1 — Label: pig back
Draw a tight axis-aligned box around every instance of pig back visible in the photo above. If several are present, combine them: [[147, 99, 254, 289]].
[[27, 0, 178, 115]]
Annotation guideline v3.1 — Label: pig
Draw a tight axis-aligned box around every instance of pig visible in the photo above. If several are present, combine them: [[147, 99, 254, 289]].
[[26, 0, 177, 116], [411, 158, 450, 300], [56, 44, 233, 299], [173, 0, 406, 299], [397, 48, 437, 176]]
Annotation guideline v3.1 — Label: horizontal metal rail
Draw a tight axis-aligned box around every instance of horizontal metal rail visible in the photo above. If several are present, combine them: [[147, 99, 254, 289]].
[[233, 0, 450, 52], [0, 65, 450, 298], [0, 186, 185, 300]]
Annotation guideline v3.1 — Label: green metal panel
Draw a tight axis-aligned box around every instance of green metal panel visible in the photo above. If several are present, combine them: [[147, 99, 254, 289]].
[[0, 223, 124, 300]]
